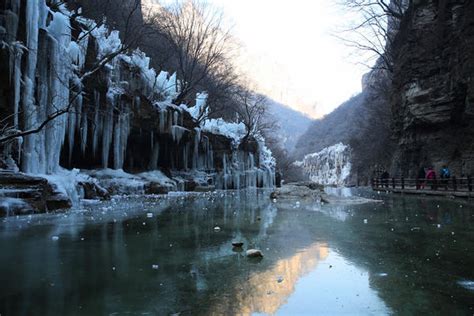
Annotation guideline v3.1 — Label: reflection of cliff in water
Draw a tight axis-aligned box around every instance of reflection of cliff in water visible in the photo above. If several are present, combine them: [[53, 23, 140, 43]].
[[312, 194, 474, 315], [210, 243, 329, 315]]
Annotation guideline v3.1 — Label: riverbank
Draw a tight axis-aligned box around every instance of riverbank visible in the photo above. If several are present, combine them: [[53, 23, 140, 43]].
[[272, 182, 382, 205], [374, 187, 474, 199]]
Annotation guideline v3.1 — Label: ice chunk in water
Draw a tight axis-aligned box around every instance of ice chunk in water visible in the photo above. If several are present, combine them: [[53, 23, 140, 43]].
[[51, 236, 59, 241]]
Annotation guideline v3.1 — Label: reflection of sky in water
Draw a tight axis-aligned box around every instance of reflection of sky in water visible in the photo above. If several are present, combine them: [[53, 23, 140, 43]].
[[275, 251, 390, 315], [305, 203, 351, 222], [0, 189, 473, 315], [219, 242, 391, 316]]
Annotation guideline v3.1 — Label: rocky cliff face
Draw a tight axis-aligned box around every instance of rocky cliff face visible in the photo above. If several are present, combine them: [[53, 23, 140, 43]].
[[390, 0, 474, 177], [0, 0, 274, 214]]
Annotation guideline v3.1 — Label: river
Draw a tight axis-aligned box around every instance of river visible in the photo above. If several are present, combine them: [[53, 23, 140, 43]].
[[0, 189, 473, 315]]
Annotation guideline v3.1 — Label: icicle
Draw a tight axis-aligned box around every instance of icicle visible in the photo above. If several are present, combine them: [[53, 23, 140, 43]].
[[193, 128, 201, 169], [92, 91, 100, 155], [173, 111, 178, 126], [183, 143, 189, 170], [171, 126, 187, 144], [112, 101, 130, 169], [159, 109, 166, 133], [21, 0, 41, 173], [11, 43, 23, 128], [149, 141, 160, 170], [80, 110, 88, 155], [113, 108, 121, 169], [102, 90, 115, 168]]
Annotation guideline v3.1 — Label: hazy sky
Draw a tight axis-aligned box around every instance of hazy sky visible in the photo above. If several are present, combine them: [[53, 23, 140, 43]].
[[155, 0, 369, 118], [213, 0, 369, 118]]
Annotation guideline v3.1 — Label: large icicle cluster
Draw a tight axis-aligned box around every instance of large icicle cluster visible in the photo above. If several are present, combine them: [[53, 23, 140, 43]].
[[0, 0, 275, 192], [214, 149, 275, 190], [1, 0, 178, 174], [298, 143, 351, 186]]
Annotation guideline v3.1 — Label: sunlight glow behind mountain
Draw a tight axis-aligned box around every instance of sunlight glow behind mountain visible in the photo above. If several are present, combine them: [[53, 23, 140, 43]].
[[147, 0, 369, 118]]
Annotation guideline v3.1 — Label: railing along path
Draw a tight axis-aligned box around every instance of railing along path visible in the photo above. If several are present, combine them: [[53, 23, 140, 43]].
[[372, 176, 474, 196]]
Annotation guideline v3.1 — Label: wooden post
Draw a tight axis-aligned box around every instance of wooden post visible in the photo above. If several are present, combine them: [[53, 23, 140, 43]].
[[401, 177, 405, 190], [453, 176, 457, 191]]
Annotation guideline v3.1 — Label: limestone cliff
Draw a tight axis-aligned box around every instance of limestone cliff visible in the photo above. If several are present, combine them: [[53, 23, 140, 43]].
[[390, 0, 474, 177]]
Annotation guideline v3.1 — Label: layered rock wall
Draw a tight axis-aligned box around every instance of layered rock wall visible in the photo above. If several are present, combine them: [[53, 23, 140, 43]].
[[390, 0, 474, 177]]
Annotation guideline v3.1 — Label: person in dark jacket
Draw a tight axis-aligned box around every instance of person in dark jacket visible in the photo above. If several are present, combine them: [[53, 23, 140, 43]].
[[381, 171, 389, 188], [440, 165, 450, 190], [426, 167, 437, 190], [417, 167, 426, 190]]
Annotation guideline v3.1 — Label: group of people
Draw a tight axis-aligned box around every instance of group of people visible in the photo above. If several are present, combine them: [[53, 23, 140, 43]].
[[378, 165, 452, 190], [416, 165, 451, 190]]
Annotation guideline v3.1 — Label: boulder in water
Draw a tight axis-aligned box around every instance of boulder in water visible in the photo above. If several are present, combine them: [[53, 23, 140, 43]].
[[232, 242, 244, 247], [246, 249, 263, 258]]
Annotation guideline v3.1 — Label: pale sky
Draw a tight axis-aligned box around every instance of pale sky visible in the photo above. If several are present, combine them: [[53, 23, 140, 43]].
[[213, 0, 368, 118], [155, 0, 369, 118]]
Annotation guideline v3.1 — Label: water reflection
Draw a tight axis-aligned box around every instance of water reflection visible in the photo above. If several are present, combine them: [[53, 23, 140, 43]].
[[0, 190, 473, 315], [211, 242, 329, 315]]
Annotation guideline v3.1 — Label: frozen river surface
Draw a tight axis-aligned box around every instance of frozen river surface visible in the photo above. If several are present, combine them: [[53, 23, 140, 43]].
[[0, 189, 473, 315]]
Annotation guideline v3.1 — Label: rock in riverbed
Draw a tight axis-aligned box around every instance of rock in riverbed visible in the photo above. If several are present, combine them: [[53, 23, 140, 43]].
[[232, 242, 244, 247], [271, 182, 382, 205], [246, 249, 263, 258]]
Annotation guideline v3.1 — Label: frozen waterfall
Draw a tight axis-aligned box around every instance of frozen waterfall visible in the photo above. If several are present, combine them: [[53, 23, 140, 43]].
[[299, 143, 351, 186]]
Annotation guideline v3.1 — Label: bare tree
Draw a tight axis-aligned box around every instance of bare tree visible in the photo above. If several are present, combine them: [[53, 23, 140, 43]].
[[337, 0, 411, 71], [234, 87, 275, 139], [147, 0, 235, 105]]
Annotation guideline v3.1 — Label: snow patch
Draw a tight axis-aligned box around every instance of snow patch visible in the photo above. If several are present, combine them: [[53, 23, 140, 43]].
[[201, 119, 246, 145]]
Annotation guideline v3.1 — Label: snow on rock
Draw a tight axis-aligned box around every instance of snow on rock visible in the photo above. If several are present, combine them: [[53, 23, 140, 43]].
[[201, 119, 246, 145], [180, 92, 209, 121], [299, 143, 352, 186], [0, 197, 33, 216], [138, 171, 177, 191], [84, 169, 178, 195], [84, 169, 148, 195]]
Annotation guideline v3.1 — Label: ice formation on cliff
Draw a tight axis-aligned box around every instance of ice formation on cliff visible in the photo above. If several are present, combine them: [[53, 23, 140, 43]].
[[299, 143, 351, 186]]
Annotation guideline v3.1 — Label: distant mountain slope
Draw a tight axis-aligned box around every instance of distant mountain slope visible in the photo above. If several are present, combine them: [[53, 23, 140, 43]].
[[293, 93, 367, 159], [267, 100, 312, 152]]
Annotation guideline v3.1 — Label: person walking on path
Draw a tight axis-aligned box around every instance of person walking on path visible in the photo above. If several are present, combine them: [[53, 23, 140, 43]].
[[426, 167, 437, 190], [417, 167, 426, 190], [440, 165, 450, 190], [381, 171, 390, 188]]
